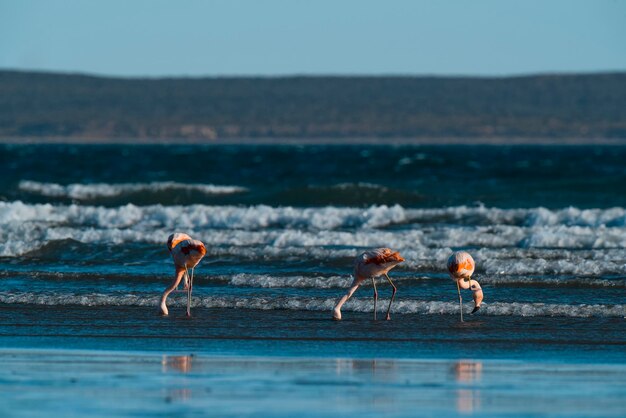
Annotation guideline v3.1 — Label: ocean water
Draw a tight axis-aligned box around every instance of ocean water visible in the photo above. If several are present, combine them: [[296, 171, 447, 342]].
[[1, 144, 625, 416]]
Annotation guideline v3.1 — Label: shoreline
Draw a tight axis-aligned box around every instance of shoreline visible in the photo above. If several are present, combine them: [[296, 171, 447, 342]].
[[1, 136, 625, 145]]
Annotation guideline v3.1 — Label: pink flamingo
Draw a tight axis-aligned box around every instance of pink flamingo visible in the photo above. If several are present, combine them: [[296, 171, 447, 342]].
[[160, 233, 207, 317], [447, 251, 484, 322], [333, 248, 405, 320]]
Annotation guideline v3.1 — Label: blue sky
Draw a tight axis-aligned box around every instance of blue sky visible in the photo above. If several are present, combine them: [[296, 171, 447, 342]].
[[1, 0, 625, 77]]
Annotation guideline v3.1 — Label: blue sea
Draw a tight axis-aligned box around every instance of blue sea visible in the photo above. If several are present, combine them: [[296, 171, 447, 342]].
[[1, 144, 625, 417]]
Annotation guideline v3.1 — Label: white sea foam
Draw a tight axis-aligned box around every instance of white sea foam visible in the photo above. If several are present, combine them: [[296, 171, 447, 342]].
[[1, 201, 626, 278], [2, 201, 626, 232], [476, 275, 625, 288], [18, 180, 247, 199], [0, 292, 623, 318], [325, 182, 390, 191], [227, 274, 352, 288], [224, 273, 625, 288], [0, 201, 411, 236], [5, 201, 626, 232]]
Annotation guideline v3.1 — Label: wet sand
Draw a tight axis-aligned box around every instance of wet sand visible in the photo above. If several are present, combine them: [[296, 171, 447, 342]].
[[1, 349, 624, 417]]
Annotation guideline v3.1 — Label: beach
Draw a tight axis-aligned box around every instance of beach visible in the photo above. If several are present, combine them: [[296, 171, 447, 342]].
[[1, 306, 625, 416]]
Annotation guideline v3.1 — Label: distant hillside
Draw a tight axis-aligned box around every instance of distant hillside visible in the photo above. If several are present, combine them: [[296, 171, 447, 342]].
[[1, 70, 625, 141]]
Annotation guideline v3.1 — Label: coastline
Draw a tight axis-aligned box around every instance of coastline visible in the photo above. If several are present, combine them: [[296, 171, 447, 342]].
[[1, 136, 625, 145]]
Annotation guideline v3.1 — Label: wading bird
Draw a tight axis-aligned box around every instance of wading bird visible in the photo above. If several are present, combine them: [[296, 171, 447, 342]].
[[160, 233, 206, 317], [333, 248, 405, 321], [447, 251, 483, 322]]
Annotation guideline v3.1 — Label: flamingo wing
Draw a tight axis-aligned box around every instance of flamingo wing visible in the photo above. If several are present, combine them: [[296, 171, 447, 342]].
[[364, 248, 404, 265]]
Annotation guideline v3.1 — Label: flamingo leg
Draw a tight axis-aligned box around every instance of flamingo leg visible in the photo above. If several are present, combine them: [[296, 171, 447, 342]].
[[185, 266, 192, 317], [182, 268, 190, 290], [189, 267, 195, 314], [372, 277, 378, 320], [457, 280, 464, 322], [384, 273, 397, 320]]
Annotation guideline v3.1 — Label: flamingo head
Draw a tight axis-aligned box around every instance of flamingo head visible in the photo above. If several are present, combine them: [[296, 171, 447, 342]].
[[469, 279, 484, 314]]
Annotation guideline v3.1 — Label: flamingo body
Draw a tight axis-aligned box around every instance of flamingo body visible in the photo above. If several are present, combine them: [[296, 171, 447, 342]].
[[333, 248, 404, 320], [447, 251, 483, 320], [167, 232, 192, 252], [447, 251, 475, 280], [354, 248, 405, 283], [171, 239, 206, 268], [160, 233, 206, 317]]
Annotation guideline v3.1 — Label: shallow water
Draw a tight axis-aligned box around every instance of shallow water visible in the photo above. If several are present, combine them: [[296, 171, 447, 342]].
[[1, 306, 624, 363], [1, 144, 625, 416], [2, 350, 625, 417]]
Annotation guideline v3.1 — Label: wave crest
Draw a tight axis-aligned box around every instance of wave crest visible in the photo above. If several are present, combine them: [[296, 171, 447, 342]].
[[0, 292, 623, 318], [18, 180, 247, 199], [1, 202, 626, 264]]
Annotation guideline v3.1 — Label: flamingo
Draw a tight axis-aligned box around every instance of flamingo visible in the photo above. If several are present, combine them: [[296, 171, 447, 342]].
[[159, 233, 207, 317], [447, 251, 484, 322], [333, 248, 405, 320]]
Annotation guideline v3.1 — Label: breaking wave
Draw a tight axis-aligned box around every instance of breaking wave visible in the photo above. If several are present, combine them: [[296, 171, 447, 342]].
[[4, 201, 626, 232], [0, 202, 625, 279], [2, 270, 623, 289], [228, 274, 351, 289], [0, 292, 623, 318], [321, 182, 391, 192], [224, 273, 625, 289], [18, 180, 247, 199]]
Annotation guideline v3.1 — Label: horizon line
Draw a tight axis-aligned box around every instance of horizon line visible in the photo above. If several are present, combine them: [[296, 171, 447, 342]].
[[2, 67, 626, 81]]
